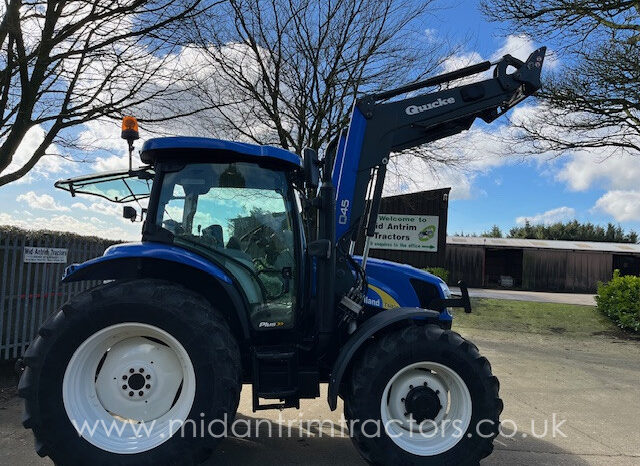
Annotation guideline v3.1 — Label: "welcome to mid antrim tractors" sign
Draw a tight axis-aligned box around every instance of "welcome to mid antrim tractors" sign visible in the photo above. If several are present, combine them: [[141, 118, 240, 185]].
[[370, 214, 439, 252]]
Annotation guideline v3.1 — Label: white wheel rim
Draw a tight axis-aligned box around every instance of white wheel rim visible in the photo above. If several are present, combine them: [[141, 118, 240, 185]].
[[63, 323, 196, 454], [380, 361, 472, 456]]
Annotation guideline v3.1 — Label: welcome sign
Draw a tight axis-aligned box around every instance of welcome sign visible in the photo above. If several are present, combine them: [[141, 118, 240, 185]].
[[370, 214, 439, 252]]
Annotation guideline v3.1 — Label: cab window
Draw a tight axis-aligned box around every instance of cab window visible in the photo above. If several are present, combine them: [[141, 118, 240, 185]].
[[156, 162, 297, 330]]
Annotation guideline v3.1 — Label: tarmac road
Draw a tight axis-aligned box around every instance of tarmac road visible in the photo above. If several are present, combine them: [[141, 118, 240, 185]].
[[450, 287, 597, 306], [1, 326, 639, 465]]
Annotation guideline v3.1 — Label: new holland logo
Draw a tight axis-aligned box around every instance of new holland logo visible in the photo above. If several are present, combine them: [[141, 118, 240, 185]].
[[405, 97, 456, 115]]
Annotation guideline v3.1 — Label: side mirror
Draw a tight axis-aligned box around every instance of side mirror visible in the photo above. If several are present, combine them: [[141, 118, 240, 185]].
[[123, 206, 137, 222], [303, 147, 319, 191]]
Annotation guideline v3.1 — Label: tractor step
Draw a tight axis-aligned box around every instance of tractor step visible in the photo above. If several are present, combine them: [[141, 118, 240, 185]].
[[252, 346, 300, 412]]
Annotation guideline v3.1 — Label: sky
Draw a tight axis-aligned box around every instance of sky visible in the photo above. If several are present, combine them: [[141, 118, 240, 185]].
[[1, 0, 639, 241]]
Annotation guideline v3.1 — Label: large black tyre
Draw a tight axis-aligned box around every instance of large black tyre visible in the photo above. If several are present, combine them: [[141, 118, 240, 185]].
[[344, 324, 502, 466], [19, 279, 241, 466]]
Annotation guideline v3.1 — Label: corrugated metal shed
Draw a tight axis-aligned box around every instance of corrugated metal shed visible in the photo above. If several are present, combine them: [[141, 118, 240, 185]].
[[447, 236, 640, 254], [445, 236, 640, 293]]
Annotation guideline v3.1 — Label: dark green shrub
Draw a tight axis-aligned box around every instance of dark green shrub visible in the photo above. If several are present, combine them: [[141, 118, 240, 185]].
[[596, 270, 640, 332], [424, 267, 449, 284]]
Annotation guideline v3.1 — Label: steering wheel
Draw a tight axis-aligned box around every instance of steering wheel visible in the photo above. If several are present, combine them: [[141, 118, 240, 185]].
[[252, 257, 270, 270], [240, 224, 278, 255]]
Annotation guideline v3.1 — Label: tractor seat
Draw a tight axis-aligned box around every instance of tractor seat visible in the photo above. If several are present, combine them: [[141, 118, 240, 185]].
[[202, 224, 224, 247]]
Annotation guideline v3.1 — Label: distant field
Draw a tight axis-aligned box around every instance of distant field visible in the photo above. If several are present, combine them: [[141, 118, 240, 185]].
[[453, 297, 622, 338]]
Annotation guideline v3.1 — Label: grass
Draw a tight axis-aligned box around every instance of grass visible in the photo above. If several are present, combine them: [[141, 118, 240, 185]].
[[453, 298, 619, 338]]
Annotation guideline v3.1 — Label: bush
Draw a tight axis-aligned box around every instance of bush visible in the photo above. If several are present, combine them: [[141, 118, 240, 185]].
[[596, 270, 640, 332], [424, 267, 449, 283]]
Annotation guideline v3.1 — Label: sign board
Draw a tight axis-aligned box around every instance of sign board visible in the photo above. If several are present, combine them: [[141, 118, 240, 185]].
[[23, 247, 68, 263], [370, 214, 439, 252]]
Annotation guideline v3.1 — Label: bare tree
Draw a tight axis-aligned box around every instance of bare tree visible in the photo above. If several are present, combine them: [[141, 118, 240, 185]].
[[482, 1, 640, 156], [186, 0, 449, 156], [0, 0, 221, 186]]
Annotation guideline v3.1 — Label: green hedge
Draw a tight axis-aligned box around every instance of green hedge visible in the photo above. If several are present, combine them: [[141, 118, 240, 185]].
[[596, 270, 640, 332], [424, 267, 449, 283], [0, 225, 120, 245]]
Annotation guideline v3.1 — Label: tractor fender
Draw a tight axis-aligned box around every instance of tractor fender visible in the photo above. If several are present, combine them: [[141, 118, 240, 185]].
[[62, 242, 251, 340], [327, 307, 440, 411], [63, 242, 232, 284]]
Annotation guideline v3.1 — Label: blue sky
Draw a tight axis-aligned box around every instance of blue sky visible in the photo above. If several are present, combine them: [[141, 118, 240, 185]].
[[431, 2, 640, 236], [1, 0, 639, 240]]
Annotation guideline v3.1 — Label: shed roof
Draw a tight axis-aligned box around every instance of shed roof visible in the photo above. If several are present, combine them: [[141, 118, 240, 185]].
[[446, 236, 640, 254]]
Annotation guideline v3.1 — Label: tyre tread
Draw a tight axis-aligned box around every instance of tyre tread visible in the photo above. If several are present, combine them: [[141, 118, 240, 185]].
[[19, 279, 241, 466], [345, 324, 502, 465]]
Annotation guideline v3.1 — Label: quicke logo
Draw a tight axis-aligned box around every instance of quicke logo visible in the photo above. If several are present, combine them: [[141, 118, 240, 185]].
[[405, 97, 456, 115]]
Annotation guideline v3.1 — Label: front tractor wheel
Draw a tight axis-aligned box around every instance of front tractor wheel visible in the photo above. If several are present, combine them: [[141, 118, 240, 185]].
[[19, 279, 241, 466], [344, 325, 502, 465]]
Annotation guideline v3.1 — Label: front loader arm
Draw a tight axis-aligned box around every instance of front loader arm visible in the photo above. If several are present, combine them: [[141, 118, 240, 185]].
[[332, 47, 546, 244]]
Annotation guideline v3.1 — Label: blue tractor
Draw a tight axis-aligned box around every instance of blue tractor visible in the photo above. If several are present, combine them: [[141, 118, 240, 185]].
[[19, 48, 546, 465]]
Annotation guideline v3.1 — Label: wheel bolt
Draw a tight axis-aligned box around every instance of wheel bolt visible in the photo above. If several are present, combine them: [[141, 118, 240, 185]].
[[122, 385, 127, 390], [122, 375, 127, 380], [401, 398, 405, 402], [139, 368, 144, 373], [129, 391, 134, 396], [423, 382, 428, 386], [129, 368, 134, 373], [146, 374, 151, 380], [139, 391, 144, 396], [409, 385, 413, 389], [146, 384, 151, 389], [436, 390, 440, 395]]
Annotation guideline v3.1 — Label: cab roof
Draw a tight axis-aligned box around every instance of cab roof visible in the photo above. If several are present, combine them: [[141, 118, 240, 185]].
[[140, 137, 302, 169]]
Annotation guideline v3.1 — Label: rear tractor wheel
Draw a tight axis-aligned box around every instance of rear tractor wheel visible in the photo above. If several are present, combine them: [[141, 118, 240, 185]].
[[344, 325, 502, 465], [19, 279, 241, 466]]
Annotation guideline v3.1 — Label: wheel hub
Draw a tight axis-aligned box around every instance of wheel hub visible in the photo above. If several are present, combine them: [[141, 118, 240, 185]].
[[94, 336, 184, 421], [380, 361, 473, 456], [404, 385, 442, 423], [120, 366, 153, 398]]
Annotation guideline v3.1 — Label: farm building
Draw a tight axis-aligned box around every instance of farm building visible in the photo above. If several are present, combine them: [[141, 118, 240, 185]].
[[446, 236, 640, 293]]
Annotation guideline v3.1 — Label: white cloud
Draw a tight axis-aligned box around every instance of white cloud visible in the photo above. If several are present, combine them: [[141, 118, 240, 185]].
[[439, 51, 487, 86], [557, 152, 640, 192], [503, 96, 640, 206], [3, 125, 69, 182], [384, 114, 526, 200], [592, 191, 640, 222], [439, 34, 557, 89], [69, 197, 146, 219], [16, 191, 70, 211], [516, 206, 576, 225], [441, 51, 484, 73], [424, 28, 437, 43], [88, 201, 123, 217], [491, 34, 560, 70]]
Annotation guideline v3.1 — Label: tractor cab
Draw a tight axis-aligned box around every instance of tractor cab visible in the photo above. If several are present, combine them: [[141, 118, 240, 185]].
[[57, 136, 308, 332], [142, 138, 305, 331]]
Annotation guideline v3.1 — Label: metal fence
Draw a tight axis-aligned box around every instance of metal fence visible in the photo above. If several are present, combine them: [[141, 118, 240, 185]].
[[0, 229, 113, 360]]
